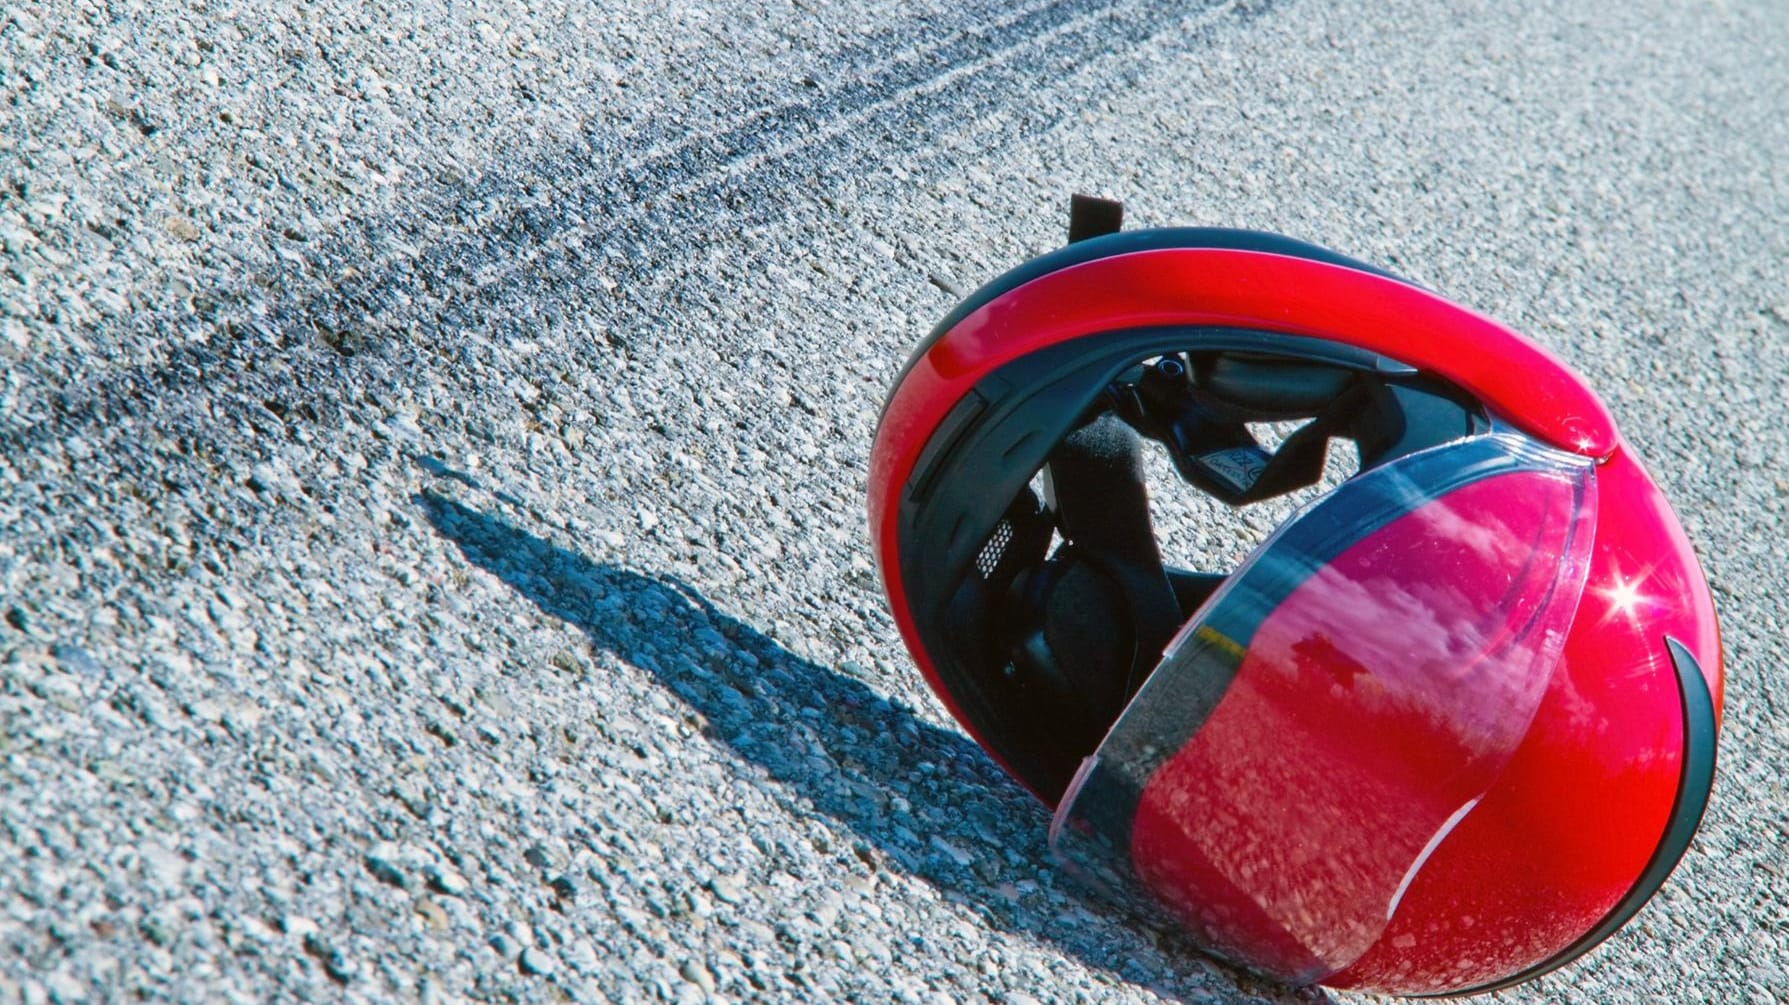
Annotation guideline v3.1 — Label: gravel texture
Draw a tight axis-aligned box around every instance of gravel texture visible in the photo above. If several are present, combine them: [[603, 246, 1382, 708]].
[[3, 0, 1787, 1002]]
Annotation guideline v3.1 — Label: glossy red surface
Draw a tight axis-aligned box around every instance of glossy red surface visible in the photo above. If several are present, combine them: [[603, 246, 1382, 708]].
[[1326, 444, 1722, 993], [1121, 468, 1594, 985]]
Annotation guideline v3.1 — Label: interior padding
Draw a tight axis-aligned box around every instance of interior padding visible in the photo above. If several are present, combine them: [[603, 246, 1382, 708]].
[[1041, 415, 1184, 704], [1200, 353, 1356, 419]]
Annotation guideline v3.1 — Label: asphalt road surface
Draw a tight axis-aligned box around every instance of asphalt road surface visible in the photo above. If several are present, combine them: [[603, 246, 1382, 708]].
[[3, 0, 1786, 1001]]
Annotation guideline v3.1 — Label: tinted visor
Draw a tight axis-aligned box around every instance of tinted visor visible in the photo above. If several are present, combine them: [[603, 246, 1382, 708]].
[[1049, 433, 1597, 984]]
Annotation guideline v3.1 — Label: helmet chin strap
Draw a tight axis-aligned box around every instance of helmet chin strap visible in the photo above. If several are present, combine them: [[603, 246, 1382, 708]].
[[1031, 414, 1185, 710]]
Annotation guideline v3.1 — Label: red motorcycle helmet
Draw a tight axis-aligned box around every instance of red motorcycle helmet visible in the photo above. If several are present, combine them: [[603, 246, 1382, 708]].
[[867, 197, 1723, 996]]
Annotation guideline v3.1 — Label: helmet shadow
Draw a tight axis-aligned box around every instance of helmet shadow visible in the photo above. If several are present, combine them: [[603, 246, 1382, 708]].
[[415, 487, 1326, 1005]]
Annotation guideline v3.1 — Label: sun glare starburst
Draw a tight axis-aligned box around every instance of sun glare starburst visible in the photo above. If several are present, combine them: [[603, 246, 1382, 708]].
[[1608, 579, 1643, 615], [1597, 566, 1659, 626]]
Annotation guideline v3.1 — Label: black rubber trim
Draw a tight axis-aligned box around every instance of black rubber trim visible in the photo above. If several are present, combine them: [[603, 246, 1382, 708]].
[[905, 390, 985, 503], [1424, 636, 1719, 998], [876, 227, 1418, 431]]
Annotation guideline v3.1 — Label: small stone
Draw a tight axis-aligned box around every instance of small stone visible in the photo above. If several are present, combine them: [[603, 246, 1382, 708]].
[[413, 897, 449, 931], [708, 874, 745, 905], [302, 932, 353, 984], [281, 915, 319, 939], [523, 843, 557, 871], [50, 643, 102, 676], [549, 874, 579, 901], [140, 914, 176, 946], [679, 959, 716, 995], [519, 947, 555, 976], [166, 216, 200, 242], [392, 782, 434, 820], [853, 932, 892, 964], [365, 847, 407, 888], [563, 939, 601, 973], [929, 835, 973, 867], [425, 863, 469, 896]]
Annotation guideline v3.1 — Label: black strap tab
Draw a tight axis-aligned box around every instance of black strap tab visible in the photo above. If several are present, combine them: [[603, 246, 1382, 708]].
[[1068, 194, 1125, 243]]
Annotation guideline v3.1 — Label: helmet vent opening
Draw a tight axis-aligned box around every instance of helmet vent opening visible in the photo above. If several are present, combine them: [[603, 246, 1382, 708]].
[[975, 519, 1014, 580]]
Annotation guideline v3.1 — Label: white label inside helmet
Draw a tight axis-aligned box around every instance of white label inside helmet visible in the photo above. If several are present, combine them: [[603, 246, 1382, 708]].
[[1194, 446, 1269, 495]]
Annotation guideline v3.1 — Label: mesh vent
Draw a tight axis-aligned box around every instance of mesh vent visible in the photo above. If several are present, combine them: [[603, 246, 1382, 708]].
[[976, 519, 1014, 580]]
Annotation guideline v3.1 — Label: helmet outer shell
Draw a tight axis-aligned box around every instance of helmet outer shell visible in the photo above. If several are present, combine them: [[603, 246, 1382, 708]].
[[868, 239, 1723, 994]]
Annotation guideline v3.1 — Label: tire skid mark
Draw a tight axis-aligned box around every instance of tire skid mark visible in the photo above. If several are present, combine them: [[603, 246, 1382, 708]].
[[0, 0, 1268, 467]]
